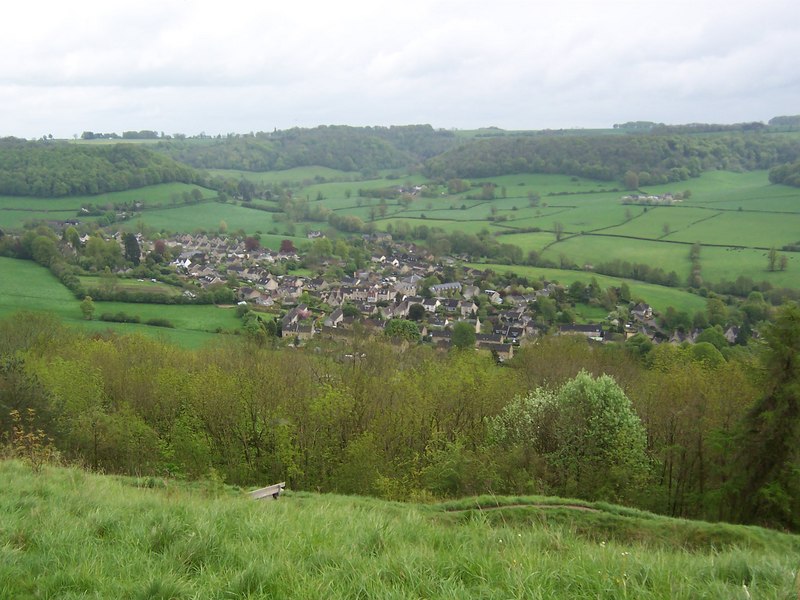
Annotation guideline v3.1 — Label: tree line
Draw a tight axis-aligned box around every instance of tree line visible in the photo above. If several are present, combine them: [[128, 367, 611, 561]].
[[155, 125, 458, 173], [769, 159, 800, 187], [1, 306, 798, 531], [6, 128, 800, 202], [424, 133, 800, 185], [0, 139, 200, 197]]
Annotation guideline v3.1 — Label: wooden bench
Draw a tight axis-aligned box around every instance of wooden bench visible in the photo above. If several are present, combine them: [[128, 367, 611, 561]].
[[248, 482, 286, 500]]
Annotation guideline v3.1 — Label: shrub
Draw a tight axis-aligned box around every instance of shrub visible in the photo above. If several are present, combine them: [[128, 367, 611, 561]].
[[4, 408, 60, 472], [145, 318, 175, 328]]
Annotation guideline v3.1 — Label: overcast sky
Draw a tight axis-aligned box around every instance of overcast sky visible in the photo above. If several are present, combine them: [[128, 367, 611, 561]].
[[2, 0, 798, 138]]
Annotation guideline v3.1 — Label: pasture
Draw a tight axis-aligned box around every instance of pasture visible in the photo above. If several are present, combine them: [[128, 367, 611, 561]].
[[643, 170, 800, 211], [0, 257, 239, 347], [466, 262, 708, 314], [666, 210, 800, 248], [78, 276, 184, 297], [92, 301, 241, 333], [310, 170, 800, 290], [698, 246, 798, 288], [0, 209, 77, 230], [0, 183, 217, 230], [381, 217, 496, 236], [0, 257, 81, 321], [127, 202, 288, 237], [2, 168, 799, 291], [540, 235, 692, 273], [424, 171, 800, 289], [601, 207, 714, 240]]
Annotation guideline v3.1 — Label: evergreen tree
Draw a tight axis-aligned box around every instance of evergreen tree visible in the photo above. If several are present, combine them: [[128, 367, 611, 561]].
[[122, 233, 140, 266], [733, 303, 800, 528]]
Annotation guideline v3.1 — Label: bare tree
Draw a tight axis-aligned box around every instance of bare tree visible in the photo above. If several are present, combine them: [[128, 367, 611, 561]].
[[553, 222, 564, 241]]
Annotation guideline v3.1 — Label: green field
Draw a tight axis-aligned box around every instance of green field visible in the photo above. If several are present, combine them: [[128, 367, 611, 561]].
[[601, 207, 714, 239], [667, 210, 800, 248], [364, 171, 800, 289], [0, 257, 82, 321], [3, 169, 800, 290], [127, 202, 286, 236], [78, 319, 229, 348], [92, 301, 242, 333], [1, 460, 797, 599], [78, 276, 184, 297], [699, 246, 799, 287], [388, 171, 791, 289], [0, 209, 76, 230], [0, 196, 87, 211], [643, 170, 800, 211], [381, 217, 497, 235], [0, 183, 217, 230], [467, 262, 708, 314], [0, 257, 239, 347], [541, 235, 692, 271]]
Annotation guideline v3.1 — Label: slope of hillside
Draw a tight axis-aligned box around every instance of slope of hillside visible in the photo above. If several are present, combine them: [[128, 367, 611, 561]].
[[0, 139, 201, 197], [423, 132, 800, 182], [1, 460, 797, 599], [156, 124, 458, 173]]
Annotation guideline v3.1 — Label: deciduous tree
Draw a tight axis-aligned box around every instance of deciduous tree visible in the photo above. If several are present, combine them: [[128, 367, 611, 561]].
[[384, 319, 420, 342], [553, 221, 564, 242], [80, 296, 95, 321], [451, 321, 476, 350]]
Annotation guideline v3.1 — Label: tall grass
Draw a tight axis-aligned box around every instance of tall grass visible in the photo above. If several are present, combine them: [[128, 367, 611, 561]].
[[1, 460, 797, 599]]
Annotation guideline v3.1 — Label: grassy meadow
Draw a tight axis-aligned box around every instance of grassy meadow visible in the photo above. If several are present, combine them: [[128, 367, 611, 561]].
[[92, 301, 242, 333], [0, 183, 217, 230], [1, 460, 798, 599], [0, 257, 238, 348], [699, 246, 798, 287], [78, 276, 184, 297], [0, 209, 77, 231], [127, 202, 283, 235], [397, 171, 800, 290], [254, 168, 799, 289], [2, 168, 799, 291], [465, 263, 708, 315]]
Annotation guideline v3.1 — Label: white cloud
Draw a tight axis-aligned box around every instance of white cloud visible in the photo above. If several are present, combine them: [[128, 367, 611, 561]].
[[1, 0, 798, 136]]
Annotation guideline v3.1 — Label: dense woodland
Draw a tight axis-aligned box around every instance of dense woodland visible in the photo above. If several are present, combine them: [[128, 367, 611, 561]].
[[424, 133, 800, 182], [4, 122, 800, 199], [0, 139, 199, 197], [156, 125, 458, 173], [769, 159, 800, 187], [1, 307, 798, 531]]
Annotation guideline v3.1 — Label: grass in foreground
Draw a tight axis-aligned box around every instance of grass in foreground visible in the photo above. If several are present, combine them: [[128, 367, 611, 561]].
[[0, 460, 797, 599]]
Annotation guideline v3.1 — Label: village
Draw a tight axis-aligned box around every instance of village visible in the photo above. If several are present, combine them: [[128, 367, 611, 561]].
[[110, 230, 739, 358]]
